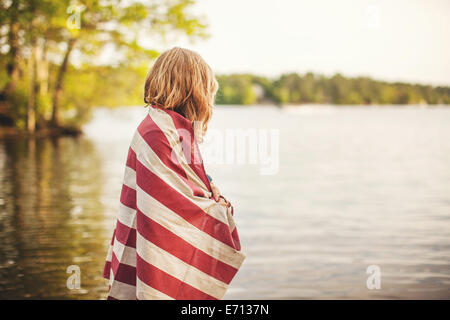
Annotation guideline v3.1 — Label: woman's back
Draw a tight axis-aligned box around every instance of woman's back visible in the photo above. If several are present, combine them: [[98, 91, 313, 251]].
[[103, 102, 245, 300]]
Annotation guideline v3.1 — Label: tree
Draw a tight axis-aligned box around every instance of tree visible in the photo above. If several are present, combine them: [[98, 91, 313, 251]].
[[0, 0, 209, 131], [1, 0, 20, 98]]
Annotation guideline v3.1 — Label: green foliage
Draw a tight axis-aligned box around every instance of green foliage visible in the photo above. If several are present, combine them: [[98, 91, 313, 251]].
[[216, 74, 257, 105], [0, 0, 209, 131], [3, 86, 28, 128], [63, 63, 148, 111], [214, 73, 450, 106]]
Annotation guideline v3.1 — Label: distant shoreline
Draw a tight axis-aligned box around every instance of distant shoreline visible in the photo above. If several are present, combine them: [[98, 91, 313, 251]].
[[215, 73, 450, 106], [1, 103, 449, 139]]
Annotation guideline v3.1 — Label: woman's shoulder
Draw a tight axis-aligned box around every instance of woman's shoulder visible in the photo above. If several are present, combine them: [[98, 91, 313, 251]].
[[131, 112, 174, 154], [140, 106, 194, 138]]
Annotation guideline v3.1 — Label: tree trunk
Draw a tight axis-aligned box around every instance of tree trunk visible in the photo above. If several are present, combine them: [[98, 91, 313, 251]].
[[51, 38, 76, 127], [38, 40, 49, 97], [27, 38, 38, 133], [37, 39, 49, 128], [3, 0, 20, 98]]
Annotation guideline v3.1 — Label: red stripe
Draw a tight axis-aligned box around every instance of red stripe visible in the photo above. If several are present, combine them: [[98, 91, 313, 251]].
[[136, 160, 236, 248], [110, 228, 116, 245], [126, 147, 137, 170], [120, 184, 136, 209], [115, 220, 137, 248], [231, 227, 241, 251], [136, 254, 216, 300], [103, 260, 111, 279], [111, 252, 136, 286], [166, 110, 211, 189], [137, 209, 238, 284]]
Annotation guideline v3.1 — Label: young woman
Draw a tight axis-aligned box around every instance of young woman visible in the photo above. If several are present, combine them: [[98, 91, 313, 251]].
[[103, 47, 245, 300]]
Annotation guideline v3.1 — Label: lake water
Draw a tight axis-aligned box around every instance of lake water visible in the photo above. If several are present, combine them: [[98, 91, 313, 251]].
[[0, 105, 449, 299]]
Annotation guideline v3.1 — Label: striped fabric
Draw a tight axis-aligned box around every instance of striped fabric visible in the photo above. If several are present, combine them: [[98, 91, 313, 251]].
[[103, 104, 245, 300]]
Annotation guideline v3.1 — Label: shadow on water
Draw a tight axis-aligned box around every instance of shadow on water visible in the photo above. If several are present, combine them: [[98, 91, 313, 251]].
[[0, 136, 109, 299]]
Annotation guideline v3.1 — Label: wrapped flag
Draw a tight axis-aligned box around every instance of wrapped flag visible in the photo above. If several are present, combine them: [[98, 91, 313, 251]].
[[103, 104, 245, 300]]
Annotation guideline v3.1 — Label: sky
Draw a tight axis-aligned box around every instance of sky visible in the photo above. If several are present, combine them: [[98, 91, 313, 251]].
[[150, 0, 450, 86]]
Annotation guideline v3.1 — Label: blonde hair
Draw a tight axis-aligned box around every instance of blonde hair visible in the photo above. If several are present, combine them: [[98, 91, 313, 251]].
[[144, 47, 218, 138]]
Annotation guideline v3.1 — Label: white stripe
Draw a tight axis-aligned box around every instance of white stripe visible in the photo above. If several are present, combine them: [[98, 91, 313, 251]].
[[132, 131, 229, 225], [209, 203, 236, 233], [136, 232, 227, 299], [109, 267, 114, 286], [136, 278, 174, 300], [123, 165, 136, 189], [112, 238, 136, 267], [108, 280, 136, 300], [117, 202, 136, 229], [105, 244, 113, 262], [136, 187, 246, 270]]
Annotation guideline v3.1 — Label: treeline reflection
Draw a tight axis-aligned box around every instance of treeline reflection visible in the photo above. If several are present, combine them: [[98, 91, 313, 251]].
[[0, 136, 109, 299]]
